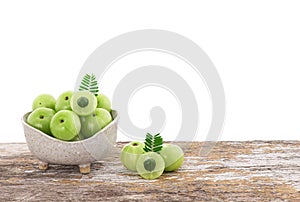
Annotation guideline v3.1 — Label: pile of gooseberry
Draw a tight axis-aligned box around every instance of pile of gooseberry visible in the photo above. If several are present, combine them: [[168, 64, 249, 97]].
[[27, 91, 112, 141], [120, 139, 184, 180]]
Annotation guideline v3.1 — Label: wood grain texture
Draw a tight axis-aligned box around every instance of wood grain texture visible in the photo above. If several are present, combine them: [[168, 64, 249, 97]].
[[0, 141, 299, 201]]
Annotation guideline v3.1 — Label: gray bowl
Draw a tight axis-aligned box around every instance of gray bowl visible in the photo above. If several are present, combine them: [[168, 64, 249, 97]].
[[21, 110, 119, 173]]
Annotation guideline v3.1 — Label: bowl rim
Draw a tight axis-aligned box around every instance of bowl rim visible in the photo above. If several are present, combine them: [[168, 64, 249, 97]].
[[22, 110, 119, 145]]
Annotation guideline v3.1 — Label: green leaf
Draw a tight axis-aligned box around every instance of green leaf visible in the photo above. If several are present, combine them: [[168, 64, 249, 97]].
[[79, 86, 89, 91], [143, 133, 163, 153], [78, 73, 99, 96]]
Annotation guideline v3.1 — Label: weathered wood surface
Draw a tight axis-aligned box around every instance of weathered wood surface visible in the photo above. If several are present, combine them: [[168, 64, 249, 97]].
[[0, 141, 299, 201]]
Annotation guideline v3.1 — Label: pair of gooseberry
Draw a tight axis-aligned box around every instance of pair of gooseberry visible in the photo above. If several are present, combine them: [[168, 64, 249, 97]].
[[120, 142, 184, 180]]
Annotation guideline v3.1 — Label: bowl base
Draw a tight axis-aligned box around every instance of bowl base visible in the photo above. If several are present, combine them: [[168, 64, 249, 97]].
[[38, 161, 48, 170], [38, 161, 91, 174], [79, 164, 91, 174]]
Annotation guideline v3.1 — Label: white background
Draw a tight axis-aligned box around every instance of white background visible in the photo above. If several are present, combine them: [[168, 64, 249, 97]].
[[0, 0, 299, 143]]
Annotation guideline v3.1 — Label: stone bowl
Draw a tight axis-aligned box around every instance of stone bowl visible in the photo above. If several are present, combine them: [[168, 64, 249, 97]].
[[21, 110, 119, 173]]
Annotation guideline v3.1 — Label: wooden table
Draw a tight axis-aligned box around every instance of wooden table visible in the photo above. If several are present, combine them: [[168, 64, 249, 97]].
[[0, 141, 299, 201]]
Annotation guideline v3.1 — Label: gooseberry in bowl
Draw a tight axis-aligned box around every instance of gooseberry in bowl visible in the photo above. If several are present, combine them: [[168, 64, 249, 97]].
[[71, 91, 97, 116], [50, 110, 81, 141], [32, 94, 56, 110], [27, 107, 55, 136], [55, 91, 73, 111], [96, 94, 111, 112], [80, 108, 112, 139]]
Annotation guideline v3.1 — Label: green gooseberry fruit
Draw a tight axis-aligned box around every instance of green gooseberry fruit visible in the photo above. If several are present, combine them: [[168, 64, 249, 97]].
[[32, 94, 56, 110], [96, 94, 111, 112], [136, 152, 165, 180], [55, 91, 73, 111], [50, 110, 81, 141], [120, 141, 145, 171], [159, 144, 184, 172], [27, 107, 55, 135], [71, 91, 97, 116], [80, 108, 112, 139]]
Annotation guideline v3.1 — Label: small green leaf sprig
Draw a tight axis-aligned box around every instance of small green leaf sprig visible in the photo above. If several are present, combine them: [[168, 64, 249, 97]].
[[143, 133, 163, 153], [79, 73, 99, 96]]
